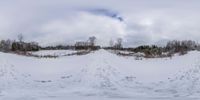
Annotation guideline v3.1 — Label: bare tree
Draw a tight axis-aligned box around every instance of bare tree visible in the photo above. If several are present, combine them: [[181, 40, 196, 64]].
[[0, 39, 12, 52], [88, 36, 96, 46], [18, 34, 24, 42], [116, 38, 123, 48], [109, 39, 114, 47]]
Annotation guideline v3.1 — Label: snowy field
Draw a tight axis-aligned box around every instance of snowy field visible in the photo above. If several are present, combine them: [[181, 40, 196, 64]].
[[29, 50, 78, 56], [1, 49, 200, 100]]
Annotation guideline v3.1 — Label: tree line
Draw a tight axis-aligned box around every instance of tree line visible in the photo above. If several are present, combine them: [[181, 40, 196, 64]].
[[0, 34, 40, 52], [0, 35, 101, 52], [106, 40, 200, 58], [0, 34, 200, 58]]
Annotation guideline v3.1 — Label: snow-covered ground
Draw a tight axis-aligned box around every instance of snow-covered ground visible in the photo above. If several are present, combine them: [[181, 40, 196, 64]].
[[1, 49, 200, 100], [29, 50, 77, 56]]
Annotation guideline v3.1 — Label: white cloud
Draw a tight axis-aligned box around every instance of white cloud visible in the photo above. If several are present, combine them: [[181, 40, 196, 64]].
[[0, 0, 200, 46], [37, 12, 126, 46]]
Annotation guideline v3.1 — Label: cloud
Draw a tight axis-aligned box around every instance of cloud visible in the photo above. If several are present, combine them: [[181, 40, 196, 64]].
[[37, 12, 126, 46], [86, 8, 124, 21], [0, 0, 200, 46]]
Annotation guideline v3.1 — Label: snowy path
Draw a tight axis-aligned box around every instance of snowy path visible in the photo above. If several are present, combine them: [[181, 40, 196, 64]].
[[1, 50, 200, 100]]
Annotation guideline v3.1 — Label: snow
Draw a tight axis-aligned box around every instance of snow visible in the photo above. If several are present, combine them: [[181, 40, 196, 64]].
[[29, 50, 77, 56], [1, 49, 200, 100]]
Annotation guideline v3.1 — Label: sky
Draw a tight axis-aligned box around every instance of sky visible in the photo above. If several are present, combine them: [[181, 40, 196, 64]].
[[0, 0, 200, 46]]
